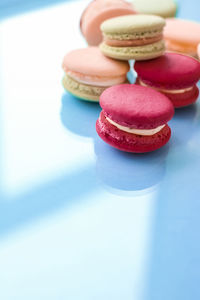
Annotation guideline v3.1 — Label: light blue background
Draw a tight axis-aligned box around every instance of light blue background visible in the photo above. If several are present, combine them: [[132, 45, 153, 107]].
[[0, 0, 200, 299]]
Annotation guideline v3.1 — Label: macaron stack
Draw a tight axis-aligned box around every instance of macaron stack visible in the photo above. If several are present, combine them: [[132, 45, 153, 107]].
[[61, 0, 200, 153]]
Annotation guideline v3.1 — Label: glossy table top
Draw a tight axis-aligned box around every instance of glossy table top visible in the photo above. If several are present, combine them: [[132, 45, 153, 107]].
[[0, 0, 200, 299]]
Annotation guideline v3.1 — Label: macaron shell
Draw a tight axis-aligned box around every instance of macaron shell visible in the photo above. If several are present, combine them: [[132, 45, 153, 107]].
[[100, 84, 174, 129], [80, 0, 135, 46], [164, 18, 200, 49], [96, 112, 171, 153], [101, 14, 166, 34], [63, 75, 105, 102], [132, 0, 177, 18], [62, 47, 129, 76], [100, 40, 165, 61], [134, 53, 200, 89]]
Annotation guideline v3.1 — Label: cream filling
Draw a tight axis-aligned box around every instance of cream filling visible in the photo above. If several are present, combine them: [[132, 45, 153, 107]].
[[139, 79, 193, 94], [67, 71, 126, 87], [106, 117, 165, 136]]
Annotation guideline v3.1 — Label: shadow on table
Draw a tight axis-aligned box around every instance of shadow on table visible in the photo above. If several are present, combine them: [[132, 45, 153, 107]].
[[0, 92, 101, 239], [145, 162, 200, 300], [60, 93, 101, 138], [144, 102, 200, 300], [0, 164, 98, 239], [170, 103, 199, 146], [94, 136, 170, 195]]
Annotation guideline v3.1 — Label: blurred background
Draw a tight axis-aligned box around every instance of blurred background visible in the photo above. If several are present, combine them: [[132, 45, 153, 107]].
[[0, 0, 200, 21]]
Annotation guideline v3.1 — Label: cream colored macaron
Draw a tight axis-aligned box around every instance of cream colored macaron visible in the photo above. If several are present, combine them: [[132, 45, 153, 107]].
[[132, 0, 177, 18], [100, 14, 166, 61]]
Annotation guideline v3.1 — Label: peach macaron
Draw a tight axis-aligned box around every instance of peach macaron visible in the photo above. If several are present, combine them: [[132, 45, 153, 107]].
[[80, 0, 136, 46], [62, 47, 129, 102], [164, 18, 200, 57]]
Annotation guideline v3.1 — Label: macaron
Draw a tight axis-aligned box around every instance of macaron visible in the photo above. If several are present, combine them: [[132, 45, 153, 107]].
[[80, 0, 136, 46], [100, 14, 166, 61], [132, 0, 177, 18], [62, 47, 129, 102], [198, 43, 200, 60], [164, 18, 200, 57], [135, 52, 200, 108], [96, 84, 174, 153]]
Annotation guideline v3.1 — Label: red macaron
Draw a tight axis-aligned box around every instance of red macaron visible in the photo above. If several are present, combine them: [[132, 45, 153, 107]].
[[96, 84, 174, 153], [135, 52, 200, 108]]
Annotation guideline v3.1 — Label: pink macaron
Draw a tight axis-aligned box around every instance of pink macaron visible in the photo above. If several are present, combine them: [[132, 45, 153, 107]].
[[135, 52, 200, 108], [80, 0, 136, 46], [96, 84, 174, 153]]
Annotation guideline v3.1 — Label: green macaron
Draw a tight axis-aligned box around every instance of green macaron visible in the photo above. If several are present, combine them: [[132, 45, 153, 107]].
[[100, 14, 166, 61], [132, 0, 177, 18]]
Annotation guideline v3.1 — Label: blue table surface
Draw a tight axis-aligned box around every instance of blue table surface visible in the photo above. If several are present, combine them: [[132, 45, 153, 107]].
[[0, 0, 200, 299]]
